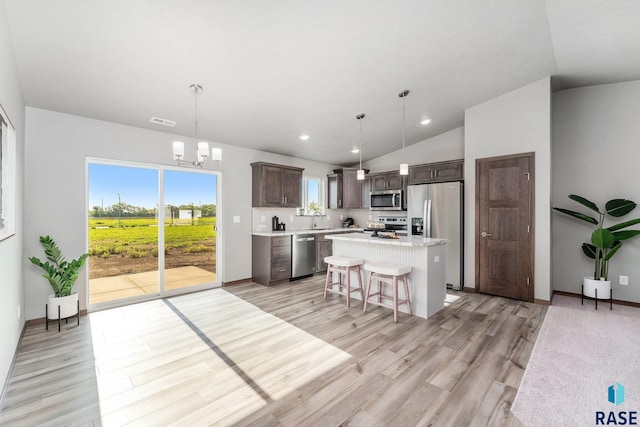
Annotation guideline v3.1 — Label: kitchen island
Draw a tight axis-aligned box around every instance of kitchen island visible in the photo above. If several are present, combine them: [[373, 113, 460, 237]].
[[326, 233, 448, 319]]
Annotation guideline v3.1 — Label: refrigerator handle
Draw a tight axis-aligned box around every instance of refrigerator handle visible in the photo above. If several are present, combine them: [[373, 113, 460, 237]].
[[426, 199, 432, 237], [422, 199, 427, 237]]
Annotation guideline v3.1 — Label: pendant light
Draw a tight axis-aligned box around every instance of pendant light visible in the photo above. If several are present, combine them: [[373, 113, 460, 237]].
[[356, 113, 366, 180], [172, 84, 222, 167], [398, 89, 410, 176]]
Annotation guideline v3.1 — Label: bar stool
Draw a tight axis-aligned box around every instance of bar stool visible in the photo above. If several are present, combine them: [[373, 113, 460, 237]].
[[363, 262, 412, 322], [323, 256, 364, 307]]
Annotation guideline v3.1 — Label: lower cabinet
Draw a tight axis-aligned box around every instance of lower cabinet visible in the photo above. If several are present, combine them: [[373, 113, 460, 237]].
[[252, 235, 291, 286], [316, 233, 334, 273]]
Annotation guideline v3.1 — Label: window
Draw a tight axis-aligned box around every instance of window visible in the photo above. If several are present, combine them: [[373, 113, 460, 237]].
[[303, 177, 324, 215]]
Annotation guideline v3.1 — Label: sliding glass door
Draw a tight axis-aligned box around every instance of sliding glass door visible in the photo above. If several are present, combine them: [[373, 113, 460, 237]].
[[87, 160, 220, 308], [163, 170, 217, 293]]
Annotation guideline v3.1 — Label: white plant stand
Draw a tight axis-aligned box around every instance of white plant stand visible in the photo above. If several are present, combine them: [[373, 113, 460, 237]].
[[46, 293, 80, 331], [581, 278, 613, 310]]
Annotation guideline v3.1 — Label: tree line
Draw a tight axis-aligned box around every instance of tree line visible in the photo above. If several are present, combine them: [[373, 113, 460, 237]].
[[89, 203, 216, 218]]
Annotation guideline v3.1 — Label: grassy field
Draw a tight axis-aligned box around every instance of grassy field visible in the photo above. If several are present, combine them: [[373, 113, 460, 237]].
[[88, 217, 216, 258]]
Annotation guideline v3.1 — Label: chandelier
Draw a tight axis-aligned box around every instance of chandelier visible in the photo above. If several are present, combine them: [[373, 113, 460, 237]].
[[172, 84, 222, 167]]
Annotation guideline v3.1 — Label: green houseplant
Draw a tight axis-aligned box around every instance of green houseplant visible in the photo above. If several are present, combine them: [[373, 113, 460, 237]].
[[29, 235, 89, 297], [29, 235, 88, 323], [553, 195, 640, 298]]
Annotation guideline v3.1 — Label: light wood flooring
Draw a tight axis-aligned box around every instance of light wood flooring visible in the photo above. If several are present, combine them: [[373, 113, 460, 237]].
[[0, 276, 547, 426]]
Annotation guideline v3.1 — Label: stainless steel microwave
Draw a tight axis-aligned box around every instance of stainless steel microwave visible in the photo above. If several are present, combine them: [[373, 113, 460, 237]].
[[370, 189, 404, 211]]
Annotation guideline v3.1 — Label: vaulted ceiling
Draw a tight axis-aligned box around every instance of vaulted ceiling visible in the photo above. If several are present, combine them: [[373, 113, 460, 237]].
[[4, 0, 640, 165]]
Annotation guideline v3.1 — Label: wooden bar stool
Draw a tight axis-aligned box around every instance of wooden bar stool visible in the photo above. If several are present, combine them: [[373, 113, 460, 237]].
[[323, 256, 364, 307], [363, 262, 412, 322]]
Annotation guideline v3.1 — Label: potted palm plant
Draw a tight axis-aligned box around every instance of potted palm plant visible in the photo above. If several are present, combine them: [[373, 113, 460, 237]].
[[553, 195, 640, 300], [29, 235, 88, 330]]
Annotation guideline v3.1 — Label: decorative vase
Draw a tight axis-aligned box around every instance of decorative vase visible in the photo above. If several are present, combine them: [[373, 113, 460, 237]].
[[583, 277, 611, 299], [47, 292, 79, 320]]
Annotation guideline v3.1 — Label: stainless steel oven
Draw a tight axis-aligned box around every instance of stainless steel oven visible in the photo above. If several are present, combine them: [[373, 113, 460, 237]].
[[370, 189, 404, 211]]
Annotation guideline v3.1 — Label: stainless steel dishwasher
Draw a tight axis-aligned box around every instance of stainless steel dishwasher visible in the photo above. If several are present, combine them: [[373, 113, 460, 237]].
[[291, 234, 316, 279]]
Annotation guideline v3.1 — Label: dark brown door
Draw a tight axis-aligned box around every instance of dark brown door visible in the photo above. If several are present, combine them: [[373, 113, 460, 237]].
[[476, 153, 534, 302]]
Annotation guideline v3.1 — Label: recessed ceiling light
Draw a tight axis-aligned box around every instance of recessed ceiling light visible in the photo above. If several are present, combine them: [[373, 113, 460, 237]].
[[299, 134, 310, 141], [420, 118, 432, 125], [351, 148, 360, 154]]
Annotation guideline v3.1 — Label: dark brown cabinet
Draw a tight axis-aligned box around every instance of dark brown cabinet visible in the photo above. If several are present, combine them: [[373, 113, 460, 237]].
[[316, 234, 333, 273], [327, 168, 365, 209], [361, 175, 371, 209], [252, 235, 291, 286], [251, 162, 304, 207], [316, 232, 345, 273], [408, 159, 464, 185], [370, 171, 405, 191]]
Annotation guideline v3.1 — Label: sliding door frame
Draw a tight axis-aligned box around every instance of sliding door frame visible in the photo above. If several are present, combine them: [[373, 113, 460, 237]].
[[85, 157, 223, 312]]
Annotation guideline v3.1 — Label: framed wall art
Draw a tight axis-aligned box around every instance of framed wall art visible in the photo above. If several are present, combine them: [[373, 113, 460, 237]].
[[0, 103, 16, 242]]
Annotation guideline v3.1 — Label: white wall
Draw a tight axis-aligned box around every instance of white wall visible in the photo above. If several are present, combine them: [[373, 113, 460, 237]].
[[362, 126, 464, 172], [23, 108, 339, 320], [464, 77, 552, 301], [552, 81, 640, 303], [0, 0, 25, 394]]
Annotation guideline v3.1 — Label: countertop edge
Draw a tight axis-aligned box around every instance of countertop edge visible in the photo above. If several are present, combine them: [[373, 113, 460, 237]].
[[252, 228, 364, 237], [326, 232, 448, 247]]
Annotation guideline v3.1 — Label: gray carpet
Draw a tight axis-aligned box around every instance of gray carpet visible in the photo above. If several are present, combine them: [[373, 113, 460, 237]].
[[512, 295, 640, 426]]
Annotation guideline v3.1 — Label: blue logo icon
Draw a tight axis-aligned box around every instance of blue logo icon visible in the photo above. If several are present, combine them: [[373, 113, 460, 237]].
[[609, 383, 625, 406]]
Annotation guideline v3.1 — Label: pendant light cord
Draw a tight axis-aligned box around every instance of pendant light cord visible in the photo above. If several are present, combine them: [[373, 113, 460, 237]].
[[402, 95, 406, 164], [194, 87, 199, 142], [359, 115, 363, 169]]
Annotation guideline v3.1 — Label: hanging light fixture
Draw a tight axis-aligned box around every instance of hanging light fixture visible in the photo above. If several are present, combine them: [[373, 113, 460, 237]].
[[398, 89, 410, 176], [356, 113, 366, 180], [172, 84, 222, 167]]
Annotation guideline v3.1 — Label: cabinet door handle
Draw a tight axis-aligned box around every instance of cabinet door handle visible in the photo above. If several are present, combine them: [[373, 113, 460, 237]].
[[279, 268, 286, 272]]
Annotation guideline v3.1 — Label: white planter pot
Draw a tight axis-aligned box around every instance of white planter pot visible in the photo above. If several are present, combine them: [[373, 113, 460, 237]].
[[583, 277, 611, 299], [47, 292, 79, 320]]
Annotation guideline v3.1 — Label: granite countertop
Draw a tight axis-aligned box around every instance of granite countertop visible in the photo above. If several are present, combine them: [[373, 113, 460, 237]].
[[252, 228, 364, 237], [326, 232, 447, 247]]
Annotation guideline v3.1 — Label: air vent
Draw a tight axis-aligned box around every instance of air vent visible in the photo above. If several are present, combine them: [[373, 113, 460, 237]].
[[150, 117, 177, 127]]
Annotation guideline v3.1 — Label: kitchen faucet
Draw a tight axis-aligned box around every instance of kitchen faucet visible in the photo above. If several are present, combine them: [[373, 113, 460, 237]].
[[312, 211, 322, 229]]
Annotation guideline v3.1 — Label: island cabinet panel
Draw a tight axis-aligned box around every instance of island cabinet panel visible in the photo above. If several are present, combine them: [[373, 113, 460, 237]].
[[251, 162, 304, 207], [408, 159, 464, 185], [252, 235, 291, 286]]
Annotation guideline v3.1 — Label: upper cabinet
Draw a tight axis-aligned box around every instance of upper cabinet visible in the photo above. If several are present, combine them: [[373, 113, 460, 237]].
[[408, 159, 464, 185], [361, 175, 371, 209], [328, 168, 365, 209], [369, 171, 405, 191], [251, 162, 304, 207]]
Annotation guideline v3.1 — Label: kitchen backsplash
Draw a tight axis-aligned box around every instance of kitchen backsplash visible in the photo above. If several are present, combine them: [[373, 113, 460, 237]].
[[251, 208, 396, 232]]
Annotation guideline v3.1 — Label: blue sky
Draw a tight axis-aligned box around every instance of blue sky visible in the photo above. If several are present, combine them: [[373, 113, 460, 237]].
[[307, 178, 319, 206], [88, 164, 217, 209]]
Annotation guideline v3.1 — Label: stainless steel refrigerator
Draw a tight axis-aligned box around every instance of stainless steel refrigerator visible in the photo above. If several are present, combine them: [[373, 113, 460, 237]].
[[407, 182, 464, 290]]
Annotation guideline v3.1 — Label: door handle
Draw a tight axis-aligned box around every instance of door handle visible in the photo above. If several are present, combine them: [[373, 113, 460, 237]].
[[481, 231, 492, 237]]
